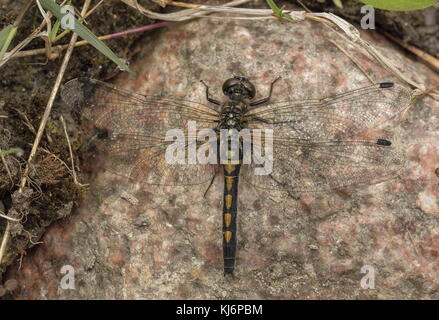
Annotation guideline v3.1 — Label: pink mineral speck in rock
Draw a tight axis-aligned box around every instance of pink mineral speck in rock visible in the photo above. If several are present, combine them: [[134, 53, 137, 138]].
[[108, 251, 127, 266], [418, 191, 439, 216]]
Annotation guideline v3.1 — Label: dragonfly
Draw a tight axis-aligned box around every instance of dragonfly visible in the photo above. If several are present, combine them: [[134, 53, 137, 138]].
[[61, 76, 412, 275]]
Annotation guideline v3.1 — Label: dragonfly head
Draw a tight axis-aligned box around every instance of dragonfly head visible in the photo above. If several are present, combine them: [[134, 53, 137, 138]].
[[222, 76, 256, 101]]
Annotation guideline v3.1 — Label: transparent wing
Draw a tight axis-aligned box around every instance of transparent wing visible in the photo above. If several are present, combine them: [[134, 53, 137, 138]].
[[241, 137, 405, 192], [94, 135, 220, 186], [245, 82, 412, 140], [61, 77, 221, 186]]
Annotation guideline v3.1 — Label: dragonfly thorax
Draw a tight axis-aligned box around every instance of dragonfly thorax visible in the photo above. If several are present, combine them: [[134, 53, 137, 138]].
[[220, 101, 247, 130]]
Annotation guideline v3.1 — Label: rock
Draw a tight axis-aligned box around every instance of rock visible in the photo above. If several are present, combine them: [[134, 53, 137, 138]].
[[5, 15, 439, 299]]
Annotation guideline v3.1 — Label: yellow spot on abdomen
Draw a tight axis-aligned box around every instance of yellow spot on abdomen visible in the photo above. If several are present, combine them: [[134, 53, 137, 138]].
[[224, 231, 232, 243], [225, 195, 233, 209], [224, 213, 232, 227], [224, 164, 235, 174], [192, 268, 201, 279], [225, 176, 234, 191]]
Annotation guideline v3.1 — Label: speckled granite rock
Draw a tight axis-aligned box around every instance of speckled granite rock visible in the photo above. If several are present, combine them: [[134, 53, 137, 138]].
[[4, 16, 439, 299]]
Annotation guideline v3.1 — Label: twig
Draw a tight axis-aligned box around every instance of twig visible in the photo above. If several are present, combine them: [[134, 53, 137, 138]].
[[0, 0, 92, 266], [84, 0, 104, 18], [165, 1, 202, 8], [0, 222, 11, 264], [18, 249, 26, 271], [36, 0, 52, 39], [35, 0, 54, 59], [13, 0, 34, 28], [0, 149, 14, 186], [8, 21, 173, 60], [296, 0, 312, 13], [329, 39, 375, 84], [12, 107, 37, 135], [120, 0, 252, 21], [385, 31, 439, 73], [161, 0, 204, 9], [23, 230, 44, 246], [0, 211, 20, 222], [60, 115, 89, 187]]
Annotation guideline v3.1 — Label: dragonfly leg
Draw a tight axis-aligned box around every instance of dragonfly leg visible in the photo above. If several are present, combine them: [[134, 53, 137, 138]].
[[249, 76, 281, 107], [200, 80, 221, 105], [203, 168, 219, 198], [247, 115, 272, 123], [248, 115, 303, 127]]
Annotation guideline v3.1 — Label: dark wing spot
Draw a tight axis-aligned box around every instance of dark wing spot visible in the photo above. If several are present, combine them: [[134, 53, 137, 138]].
[[379, 82, 394, 88], [377, 139, 392, 146]]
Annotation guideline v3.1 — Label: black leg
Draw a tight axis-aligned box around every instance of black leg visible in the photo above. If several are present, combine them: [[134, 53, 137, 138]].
[[203, 168, 219, 198], [200, 80, 221, 106], [249, 115, 300, 125], [249, 76, 281, 107], [247, 115, 272, 124]]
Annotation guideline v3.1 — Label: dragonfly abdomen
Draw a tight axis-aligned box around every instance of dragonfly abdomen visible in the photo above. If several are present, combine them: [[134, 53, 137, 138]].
[[223, 163, 241, 275]]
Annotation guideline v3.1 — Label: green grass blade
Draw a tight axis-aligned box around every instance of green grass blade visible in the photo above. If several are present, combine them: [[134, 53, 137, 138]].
[[266, 0, 281, 14], [0, 148, 18, 157], [39, 0, 130, 71], [333, 0, 344, 8], [266, 0, 293, 21], [359, 0, 437, 11], [49, 18, 61, 42], [0, 25, 17, 62]]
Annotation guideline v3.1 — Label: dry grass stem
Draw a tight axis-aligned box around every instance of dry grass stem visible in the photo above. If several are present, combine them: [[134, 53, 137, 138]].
[[329, 39, 376, 84], [60, 115, 89, 187], [385, 31, 439, 72], [9, 21, 173, 60], [0, 151, 14, 186]]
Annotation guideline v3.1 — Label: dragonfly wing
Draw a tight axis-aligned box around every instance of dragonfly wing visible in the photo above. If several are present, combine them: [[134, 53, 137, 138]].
[[241, 138, 405, 192], [61, 77, 220, 186], [245, 83, 412, 140], [95, 136, 219, 186]]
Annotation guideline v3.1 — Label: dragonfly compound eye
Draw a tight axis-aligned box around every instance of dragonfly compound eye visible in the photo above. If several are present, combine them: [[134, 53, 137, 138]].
[[223, 78, 241, 95], [222, 77, 256, 99]]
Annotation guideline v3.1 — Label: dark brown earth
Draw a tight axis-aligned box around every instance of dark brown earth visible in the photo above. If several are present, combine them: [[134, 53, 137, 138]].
[[1, 0, 439, 299]]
